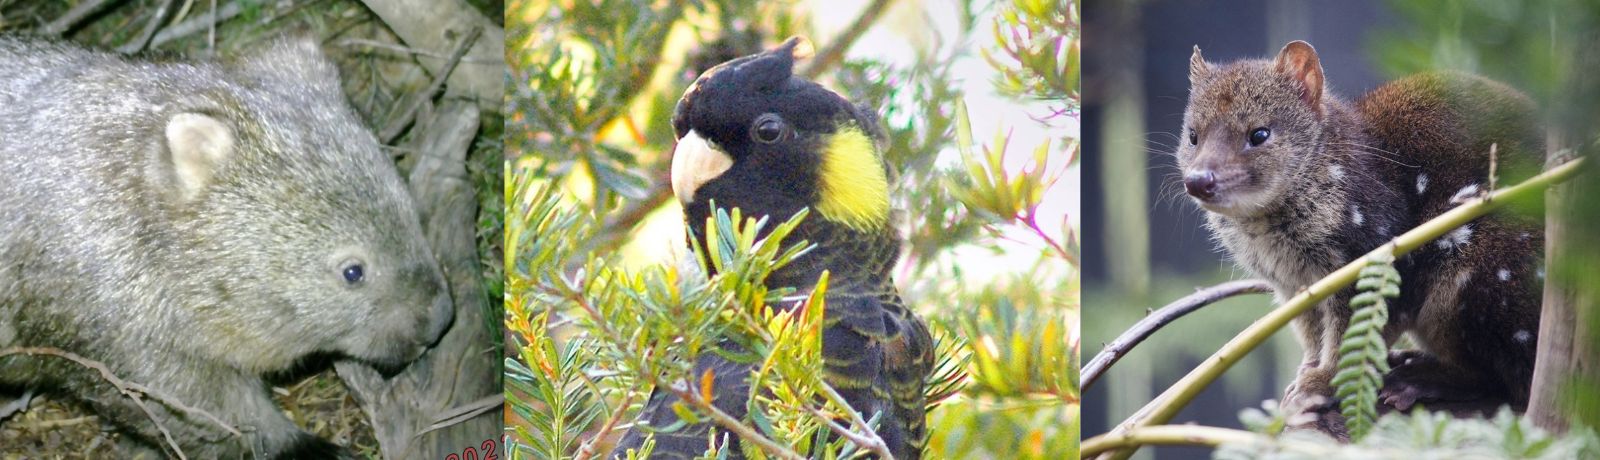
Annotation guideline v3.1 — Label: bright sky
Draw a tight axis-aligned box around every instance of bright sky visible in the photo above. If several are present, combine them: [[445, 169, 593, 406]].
[[621, 0, 1079, 278], [815, 0, 1079, 273]]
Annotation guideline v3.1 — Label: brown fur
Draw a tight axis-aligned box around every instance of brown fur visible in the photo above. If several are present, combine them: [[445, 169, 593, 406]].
[[1178, 41, 1543, 438]]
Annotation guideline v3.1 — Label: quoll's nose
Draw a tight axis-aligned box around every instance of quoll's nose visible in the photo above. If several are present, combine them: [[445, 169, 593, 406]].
[[1184, 170, 1218, 200]]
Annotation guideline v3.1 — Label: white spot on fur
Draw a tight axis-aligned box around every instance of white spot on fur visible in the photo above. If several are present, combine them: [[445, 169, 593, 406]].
[[1376, 224, 1390, 238], [1417, 174, 1429, 194], [1329, 165, 1345, 181], [1519, 232, 1531, 241], [1435, 225, 1473, 251], [1498, 269, 1511, 281], [1450, 183, 1481, 204], [1350, 206, 1364, 226], [1514, 330, 1533, 344]]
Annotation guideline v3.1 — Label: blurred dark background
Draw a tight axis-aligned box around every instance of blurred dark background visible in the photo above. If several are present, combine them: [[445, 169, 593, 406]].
[[1080, 1, 1395, 458], [1082, 0, 1600, 457]]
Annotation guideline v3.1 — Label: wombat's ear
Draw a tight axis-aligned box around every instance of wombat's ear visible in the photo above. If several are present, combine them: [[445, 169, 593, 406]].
[[1190, 45, 1209, 84], [162, 113, 235, 200], [1273, 41, 1324, 113]]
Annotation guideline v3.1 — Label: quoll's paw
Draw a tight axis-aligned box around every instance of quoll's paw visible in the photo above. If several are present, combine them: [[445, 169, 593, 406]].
[[1378, 380, 1428, 411], [1281, 369, 1349, 441], [1280, 367, 1336, 416]]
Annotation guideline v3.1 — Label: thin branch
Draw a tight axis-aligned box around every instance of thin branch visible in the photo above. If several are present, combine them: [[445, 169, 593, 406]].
[[116, 0, 179, 54], [410, 393, 505, 440], [589, 176, 671, 253], [337, 38, 502, 63], [572, 389, 637, 460], [39, 0, 119, 36], [0, 347, 244, 459], [1081, 425, 1268, 457], [666, 382, 807, 460], [1094, 156, 1588, 460], [150, 0, 245, 48], [1020, 208, 1077, 267], [805, 407, 893, 458], [1082, 279, 1273, 391], [814, 383, 895, 459], [379, 25, 483, 144], [800, 0, 896, 79]]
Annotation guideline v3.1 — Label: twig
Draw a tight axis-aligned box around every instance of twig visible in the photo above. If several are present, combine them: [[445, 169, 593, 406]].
[[149, 0, 246, 49], [39, 0, 119, 36], [589, 178, 671, 253], [116, 0, 180, 54], [1020, 208, 1078, 267], [379, 25, 483, 144], [1082, 279, 1273, 391], [573, 389, 638, 460], [337, 38, 501, 63], [1081, 425, 1266, 457], [800, 0, 896, 79], [665, 382, 806, 460], [207, 0, 216, 50], [0, 347, 241, 459], [813, 382, 895, 460], [410, 393, 505, 440], [1095, 156, 1588, 460], [805, 407, 893, 457]]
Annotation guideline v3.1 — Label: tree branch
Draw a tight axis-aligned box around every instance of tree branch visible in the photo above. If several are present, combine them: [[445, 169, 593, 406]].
[[1082, 279, 1272, 391], [801, 0, 896, 80], [666, 383, 806, 460], [1, 347, 244, 459], [815, 382, 895, 459], [1094, 156, 1588, 460], [1082, 425, 1264, 457]]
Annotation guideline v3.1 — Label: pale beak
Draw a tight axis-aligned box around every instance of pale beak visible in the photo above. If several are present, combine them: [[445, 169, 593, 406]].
[[669, 130, 733, 205]]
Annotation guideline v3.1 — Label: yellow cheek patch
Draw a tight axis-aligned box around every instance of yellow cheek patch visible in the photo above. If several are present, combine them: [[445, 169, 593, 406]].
[[816, 126, 889, 231]]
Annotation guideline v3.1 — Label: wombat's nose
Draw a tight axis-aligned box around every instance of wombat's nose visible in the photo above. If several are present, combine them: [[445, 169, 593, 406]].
[[1184, 170, 1218, 200], [424, 292, 454, 346]]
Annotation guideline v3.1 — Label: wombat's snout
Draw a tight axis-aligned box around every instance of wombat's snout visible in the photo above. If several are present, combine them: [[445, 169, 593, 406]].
[[424, 290, 454, 347]]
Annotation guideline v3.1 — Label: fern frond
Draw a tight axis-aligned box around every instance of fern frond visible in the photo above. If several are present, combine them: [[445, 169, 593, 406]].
[[1331, 248, 1401, 441]]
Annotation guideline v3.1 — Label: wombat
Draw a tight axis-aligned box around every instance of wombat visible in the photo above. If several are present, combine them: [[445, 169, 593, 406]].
[[0, 36, 454, 458]]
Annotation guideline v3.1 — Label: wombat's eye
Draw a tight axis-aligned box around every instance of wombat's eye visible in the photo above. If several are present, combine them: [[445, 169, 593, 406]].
[[341, 262, 365, 285], [1248, 127, 1271, 147], [1188, 128, 1198, 146], [751, 114, 786, 144]]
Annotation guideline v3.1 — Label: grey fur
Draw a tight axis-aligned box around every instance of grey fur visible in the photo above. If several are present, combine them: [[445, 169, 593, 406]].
[[0, 36, 452, 458]]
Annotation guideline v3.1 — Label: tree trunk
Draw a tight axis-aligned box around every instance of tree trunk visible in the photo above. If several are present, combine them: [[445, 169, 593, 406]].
[[337, 100, 502, 459], [1527, 136, 1598, 432]]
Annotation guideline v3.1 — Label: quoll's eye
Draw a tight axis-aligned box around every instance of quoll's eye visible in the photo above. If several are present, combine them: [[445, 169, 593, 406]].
[[341, 261, 365, 285], [1188, 128, 1198, 146], [1248, 127, 1271, 147], [751, 114, 786, 144]]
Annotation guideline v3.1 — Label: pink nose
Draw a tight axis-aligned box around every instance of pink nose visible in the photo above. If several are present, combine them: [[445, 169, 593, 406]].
[[1184, 170, 1218, 200]]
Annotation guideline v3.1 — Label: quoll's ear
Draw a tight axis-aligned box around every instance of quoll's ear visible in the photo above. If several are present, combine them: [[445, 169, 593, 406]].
[[1273, 40, 1324, 113], [162, 113, 235, 200], [1190, 45, 1209, 84]]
